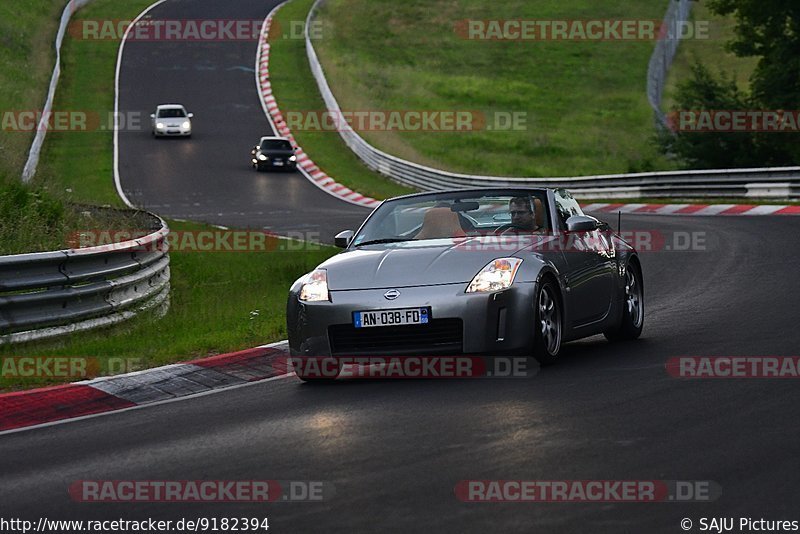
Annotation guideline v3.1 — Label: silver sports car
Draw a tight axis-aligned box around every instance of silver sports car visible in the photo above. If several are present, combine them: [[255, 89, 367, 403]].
[[287, 188, 644, 380]]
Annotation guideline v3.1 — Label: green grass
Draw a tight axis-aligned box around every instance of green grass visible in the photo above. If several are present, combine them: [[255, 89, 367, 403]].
[[0, 177, 153, 255], [662, 2, 757, 111], [0, 219, 336, 391], [309, 0, 677, 177], [35, 0, 157, 206], [269, 0, 415, 198], [0, 1, 65, 179]]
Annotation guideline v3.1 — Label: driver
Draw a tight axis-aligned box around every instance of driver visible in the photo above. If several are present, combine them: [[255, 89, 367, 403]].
[[507, 196, 541, 232]]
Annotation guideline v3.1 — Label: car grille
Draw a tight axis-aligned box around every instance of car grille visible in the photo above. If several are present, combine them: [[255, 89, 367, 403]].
[[328, 319, 463, 356]]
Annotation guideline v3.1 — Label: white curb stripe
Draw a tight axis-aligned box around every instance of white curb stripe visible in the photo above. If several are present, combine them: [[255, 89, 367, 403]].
[[693, 204, 737, 215], [253, 2, 379, 210], [742, 204, 785, 215]]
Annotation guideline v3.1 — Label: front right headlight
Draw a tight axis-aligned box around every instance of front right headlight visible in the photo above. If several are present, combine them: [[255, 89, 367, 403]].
[[257, 153, 268, 161], [156, 122, 165, 129], [299, 269, 329, 302], [466, 258, 522, 293]]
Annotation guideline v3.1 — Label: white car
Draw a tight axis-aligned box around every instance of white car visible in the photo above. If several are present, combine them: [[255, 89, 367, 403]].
[[150, 104, 193, 137]]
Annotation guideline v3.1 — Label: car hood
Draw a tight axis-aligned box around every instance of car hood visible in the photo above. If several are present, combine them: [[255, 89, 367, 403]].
[[158, 119, 187, 126], [320, 237, 534, 290]]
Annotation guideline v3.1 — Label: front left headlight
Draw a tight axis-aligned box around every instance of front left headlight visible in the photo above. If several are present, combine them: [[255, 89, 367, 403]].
[[299, 269, 329, 302], [181, 121, 191, 129], [466, 258, 522, 293], [289, 155, 297, 162]]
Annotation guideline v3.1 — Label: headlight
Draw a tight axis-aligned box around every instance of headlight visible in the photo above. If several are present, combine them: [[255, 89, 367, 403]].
[[257, 153, 268, 161], [466, 258, 522, 293], [156, 122, 165, 129], [289, 155, 297, 162], [181, 121, 191, 129], [299, 269, 329, 302]]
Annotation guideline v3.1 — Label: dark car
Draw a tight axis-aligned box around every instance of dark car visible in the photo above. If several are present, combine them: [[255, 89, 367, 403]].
[[251, 136, 297, 171]]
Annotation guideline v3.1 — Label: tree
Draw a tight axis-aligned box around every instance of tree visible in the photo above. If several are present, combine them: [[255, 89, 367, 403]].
[[708, 0, 800, 163], [660, 63, 762, 169], [708, 0, 800, 109], [659, 1, 800, 167]]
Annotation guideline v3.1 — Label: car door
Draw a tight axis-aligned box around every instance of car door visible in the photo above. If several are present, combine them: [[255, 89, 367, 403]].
[[554, 189, 615, 326]]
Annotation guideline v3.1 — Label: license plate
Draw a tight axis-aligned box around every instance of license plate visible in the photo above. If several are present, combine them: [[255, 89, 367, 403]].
[[354, 308, 429, 328], [273, 160, 284, 166]]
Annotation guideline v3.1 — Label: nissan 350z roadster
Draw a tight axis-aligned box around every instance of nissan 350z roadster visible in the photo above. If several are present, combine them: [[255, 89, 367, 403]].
[[287, 188, 644, 381]]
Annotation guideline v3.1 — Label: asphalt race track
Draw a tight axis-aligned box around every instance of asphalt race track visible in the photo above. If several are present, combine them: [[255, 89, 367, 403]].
[[3, 0, 800, 533], [3, 213, 800, 532], [116, 0, 372, 243]]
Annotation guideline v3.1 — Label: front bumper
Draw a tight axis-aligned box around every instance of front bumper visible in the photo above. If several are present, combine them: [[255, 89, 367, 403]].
[[154, 127, 191, 136], [287, 282, 537, 357], [253, 158, 297, 170]]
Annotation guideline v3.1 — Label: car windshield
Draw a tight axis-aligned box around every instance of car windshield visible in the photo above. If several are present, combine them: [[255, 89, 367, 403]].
[[352, 190, 550, 246], [260, 139, 292, 151], [157, 108, 186, 118]]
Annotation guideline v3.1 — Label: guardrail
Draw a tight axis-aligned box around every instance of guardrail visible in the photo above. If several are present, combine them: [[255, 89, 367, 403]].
[[648, 0, 692, 129], [304, 0, 800, 199], [22, 0, 95, 182], [0, 211, 170, 344]]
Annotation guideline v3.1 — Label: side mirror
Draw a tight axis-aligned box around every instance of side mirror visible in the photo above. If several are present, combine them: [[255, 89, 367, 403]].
[[334, 230, 354, 248], [150, 113, 155, 119], [566, 215, 599, 233], [187, 113, 194, 118]]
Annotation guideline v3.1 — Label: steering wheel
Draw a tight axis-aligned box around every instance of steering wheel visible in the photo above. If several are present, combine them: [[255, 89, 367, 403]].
[[494, 223, 516, 235]]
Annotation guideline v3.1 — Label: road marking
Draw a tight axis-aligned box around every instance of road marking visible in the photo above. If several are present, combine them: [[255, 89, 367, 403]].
[[113, 0, 168, 209]]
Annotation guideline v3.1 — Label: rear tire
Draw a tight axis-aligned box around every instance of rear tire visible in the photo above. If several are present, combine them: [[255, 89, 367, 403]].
[[532, 279, 563, 365], [604, 262, 644, 341]]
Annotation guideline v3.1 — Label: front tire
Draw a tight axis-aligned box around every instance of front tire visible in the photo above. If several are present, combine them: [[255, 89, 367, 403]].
[[604, 262, 644, 341], [533, 279, 563, 365]]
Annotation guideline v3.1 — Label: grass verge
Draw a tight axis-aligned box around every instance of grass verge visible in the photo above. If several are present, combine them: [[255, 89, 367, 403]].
[[269, 0, 415, 199], [36, 0, 157, 206], [308, 0, 676, 177], [0, 1, 65, 179]]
